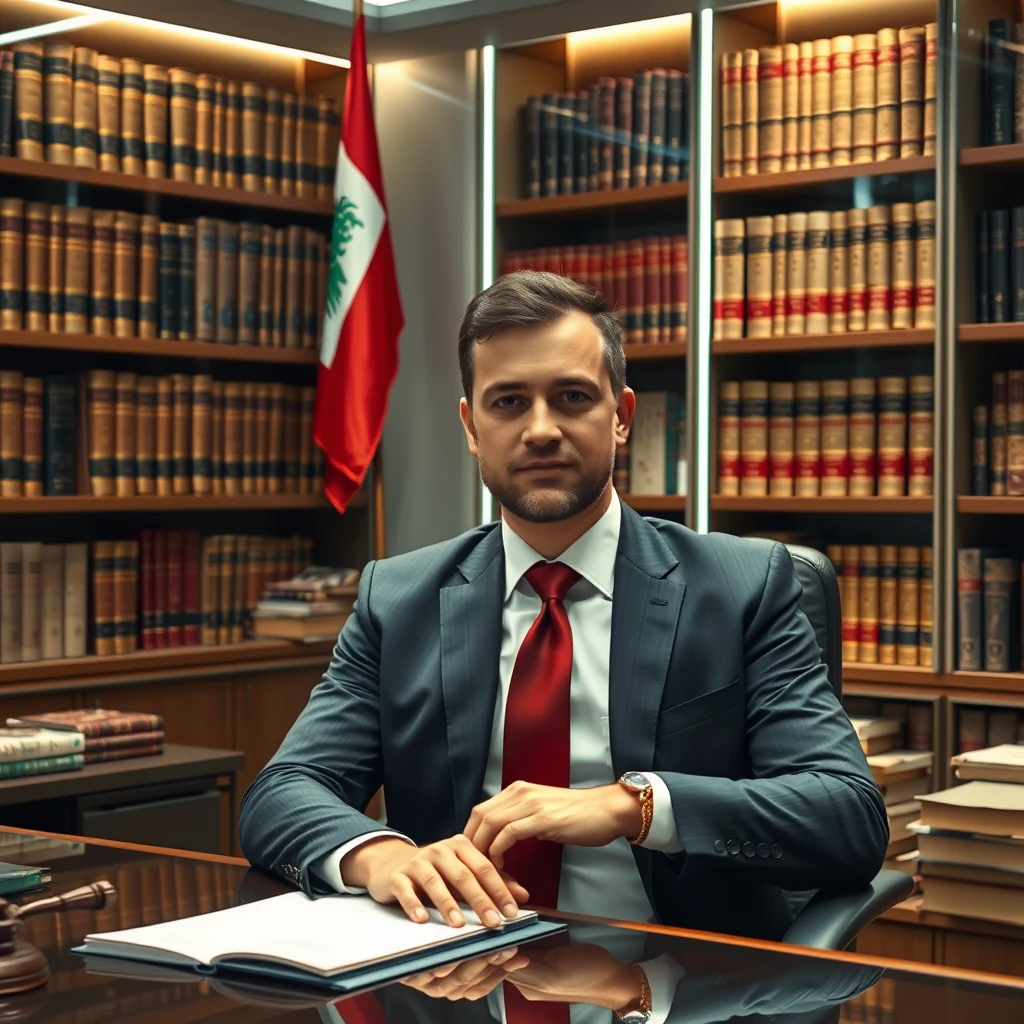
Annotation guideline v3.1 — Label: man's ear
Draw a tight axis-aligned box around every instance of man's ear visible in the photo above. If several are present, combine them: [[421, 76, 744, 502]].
[[615, 387, 636, 444], [460, 397, 480, 456]]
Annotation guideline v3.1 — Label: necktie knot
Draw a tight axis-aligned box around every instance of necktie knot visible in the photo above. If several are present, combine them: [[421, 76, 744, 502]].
[[524, 561, 580, 604]]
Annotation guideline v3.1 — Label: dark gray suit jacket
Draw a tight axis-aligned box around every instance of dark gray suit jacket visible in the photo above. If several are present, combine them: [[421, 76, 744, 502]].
[[239, 505, 888, 940]]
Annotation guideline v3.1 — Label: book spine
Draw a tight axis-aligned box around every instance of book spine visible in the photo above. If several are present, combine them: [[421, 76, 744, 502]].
[[805, 210, 830, 334], [713, 219, 745, 340], [742, 50, 759, 175], [135, 376, 156, 495], [183, 530, 201, 646], [316, 94, 338, 200], [157, 221, 180, 340], [841, 546, 860, 663], [112, 539, 138, 654], [263, 87, 282, 193], [224, 382, 243, 494], [71, 47, 98, 168], [40, 544, 63, 660], [631, 71, 651, 188], [140, 530, 154, 649], [194, 74, 214, 184], [858, 545, 879, 663], [820, 379, 849, 496], [242, 383, 258, 494], [211, 78, 226, 186], [810, 38, 831, 168], [92, 540, 115, 656], [739, 380, 768, 496], [721, 53, 743, 178], [114, 372, 136, 497], [875, 28, 900, 160], [143, 64, 169, 178], [0, 543, 20, 663], [867, 205, 891, 330], [113, 211, 138, 338], [44, 375, 75, 496], [768, 381, 795, 496], [0, 372, 21, 498], [42, 41, 73, 165], [919, 546, 933, 667], [157, 378, 174, 494], [210, 381, 224, 493], [256, 384, 271, 493], [852, 34, 876, 163], [303, 228, 320, 350], [238, 222, 260, 345], [279, 92, 297, 194], [877, 376, 907, 496], [216, 221, 239, 343], [989, 19, 1013, 146], [586, 86, 600, 192], [795, 379, 821, 496], [1013, 206, 1024, 321], [218, 535, 234, 644], [829, 209, 849, 333], [193, 216, 217, 342], [86, 369, 114, 496], [47, 205, 64, 333], [0, 198, 24, 331], [138, 214, 159, 339], [23, 201, 47, 333], [272, 228, 287, 347], [297, 94, 318, 199], [300, 385, 316, 492], [89, 208, 114, 336], [169, 67, 197, 182], [21, 377, 42, 497], [847, 207, 867, 332], [958, 709, 988, 753], [786, 211, 808, 335], [977, 210, 991, 322], [897, 546, 920, 665], [598, 78, 615, 190], [771, 213, 788, 336], [200, 536, 218, 645], [992, 371, 1008, 495], [973, 404, 990, 495], [241, 82, 266, 192], [848, 377, 876, 497], [166, 531, 183, 648], [983, 556, 1019, 671], [13, 43, 43, 161], [65, 206, 91, 332], [924, 23, 938, 155], [830, 35, 853, 166], [224, 81, 241, 189], [231, 535, 248, 642], [285, 388, 302, 492], [908, 374, 934, 497], [991, 208, 1010, 322], [657, 236, 671, 343], [268, 384, 285, 493], [648, 72, 666, 185], [540, 93, 558, 196], [119, 58, 144, 175], [177, 223, 195, 340], [717, 381, 740, 496], [782, 43, 799, 171], [798, 41, 813, 169], [0, 52, 12, 158], [898, 26, 924, 157], [614, 80, 632, 189], [285, 224, 304, 348], [745, 216, 773, 338], [63, 543, 87, 658], [171, 374, 192, 495], [1007, 370, 1024, 495], [879, 545, 898, 664], [758, 45, 783, 174], [152, 530, 167, 646], [890, 202, 915, 330], [915, 199, 936, 328]]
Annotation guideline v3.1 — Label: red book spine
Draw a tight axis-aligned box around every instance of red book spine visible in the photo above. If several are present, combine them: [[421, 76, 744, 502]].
[[613, 241, 628, 314], [140, 530, 155, 650], [563, 244, 579, 281], [670, 235, 688, 343], [626, 240, 644, 344], [659, 237, 671, 343], [183, 529, 201, 646], [643, 238, 661, 344], [166, 529, 183, 647], [152, 530, 168, 648]]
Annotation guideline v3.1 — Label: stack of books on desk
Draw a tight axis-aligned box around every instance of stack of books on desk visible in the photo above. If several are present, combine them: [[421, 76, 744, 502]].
[[913, 745, 1024, 926], [7, 710, 164, 764], [0, 725, 85, 779], [249, 567, 359, 642]]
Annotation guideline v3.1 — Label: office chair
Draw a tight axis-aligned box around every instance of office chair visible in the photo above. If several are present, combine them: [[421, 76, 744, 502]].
[[774, 544, 915, 951]]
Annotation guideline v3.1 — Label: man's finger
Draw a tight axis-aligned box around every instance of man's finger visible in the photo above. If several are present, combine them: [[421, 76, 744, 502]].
[[389, 873, 429, 924], [453, 839, 521, 918], [490, 815, 544, 862], [408, 863, 465, 927]]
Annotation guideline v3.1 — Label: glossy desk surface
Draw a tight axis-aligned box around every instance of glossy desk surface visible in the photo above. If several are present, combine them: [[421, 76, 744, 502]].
[[2, 828, 1022, 1024]]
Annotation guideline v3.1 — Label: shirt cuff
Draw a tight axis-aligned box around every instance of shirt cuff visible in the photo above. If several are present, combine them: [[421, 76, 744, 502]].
[[639, 772, 685, 854], [312, 831, 415, 893], [642, 953, 687, 1024]]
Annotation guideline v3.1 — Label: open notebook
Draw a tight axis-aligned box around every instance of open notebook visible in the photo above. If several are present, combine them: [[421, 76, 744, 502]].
[[74, 891, 565, 993]]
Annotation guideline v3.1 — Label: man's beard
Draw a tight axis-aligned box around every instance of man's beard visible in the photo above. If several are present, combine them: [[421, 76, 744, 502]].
[[478, 449, 615, 523]]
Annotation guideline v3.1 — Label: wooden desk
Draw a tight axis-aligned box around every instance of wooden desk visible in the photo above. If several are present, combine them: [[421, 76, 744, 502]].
[[1, 829, 1023, 1023]]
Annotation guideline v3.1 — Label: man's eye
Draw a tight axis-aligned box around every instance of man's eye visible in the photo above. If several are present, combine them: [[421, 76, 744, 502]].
[[563, 391, 589, 403], [495, 396, 520, 409]]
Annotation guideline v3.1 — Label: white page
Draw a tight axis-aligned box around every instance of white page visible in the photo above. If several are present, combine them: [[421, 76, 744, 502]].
[[953, 744, 1024, 767], [84, 892, 535, 976]]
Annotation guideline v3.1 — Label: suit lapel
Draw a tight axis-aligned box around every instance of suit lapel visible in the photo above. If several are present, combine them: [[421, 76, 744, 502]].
[[440, 526, 504, 829]]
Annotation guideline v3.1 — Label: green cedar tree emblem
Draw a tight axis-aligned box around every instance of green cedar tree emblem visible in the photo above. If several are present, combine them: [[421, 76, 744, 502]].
[[326, 197, 365, 319]]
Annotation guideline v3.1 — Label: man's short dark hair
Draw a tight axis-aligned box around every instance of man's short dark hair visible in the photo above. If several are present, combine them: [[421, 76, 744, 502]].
[[458, 270, 626, 403]]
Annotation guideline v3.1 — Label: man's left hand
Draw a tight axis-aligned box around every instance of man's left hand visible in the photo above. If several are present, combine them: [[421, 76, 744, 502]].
[[463, 781, 642, 868]]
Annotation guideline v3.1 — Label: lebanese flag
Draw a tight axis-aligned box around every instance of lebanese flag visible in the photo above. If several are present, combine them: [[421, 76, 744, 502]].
[[314, 14, 403, 513]]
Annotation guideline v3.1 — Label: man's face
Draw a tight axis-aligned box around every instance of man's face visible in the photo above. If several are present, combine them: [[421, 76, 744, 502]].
[[459, 311, 634, 523]]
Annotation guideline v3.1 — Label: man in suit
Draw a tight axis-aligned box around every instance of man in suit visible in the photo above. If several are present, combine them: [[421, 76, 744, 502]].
[[240, 271, 887, 960]]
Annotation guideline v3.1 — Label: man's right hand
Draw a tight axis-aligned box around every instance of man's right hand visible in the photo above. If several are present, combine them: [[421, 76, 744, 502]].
[[340, 835, 530, 929]]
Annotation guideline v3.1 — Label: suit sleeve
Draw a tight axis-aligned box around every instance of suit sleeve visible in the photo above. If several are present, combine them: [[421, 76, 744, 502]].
[[238, 561, 404, 895], [659, 543, 889, 890]]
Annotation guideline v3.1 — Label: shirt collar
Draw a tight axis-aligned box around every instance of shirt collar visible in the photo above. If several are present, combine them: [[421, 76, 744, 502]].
[[501, 488, 621, 602]]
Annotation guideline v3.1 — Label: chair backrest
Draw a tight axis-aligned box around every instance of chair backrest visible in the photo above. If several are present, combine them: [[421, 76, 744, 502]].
[[784, 544, 843, 700]]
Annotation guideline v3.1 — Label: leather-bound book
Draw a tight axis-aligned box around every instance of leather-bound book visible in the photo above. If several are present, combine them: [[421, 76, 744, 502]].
[[112, 540, 139, 654], [258, 225, 274, 345], [299, 385, 315, 493], [62, 543, 87, 657], [297, 93, 318, 198], [285, 386, 302, 493], [0, 543, 22, 664], [877, 376, 908, 497], [194, 73, 215, 184], [852, 34, 877, 163], [867, 205, 891, 331], [758, 46, 783, 174], [238, 222, 260, 344], [44, 374, 76, 495], [152, 529, 167, 647], [218, 534, 235, 644], [285, 224, 304, 348], [898, 26, 924, 158], [973, 404, 989, 496], [648, 70, 667, 185], [797, 41, 813, 168], [120, 58, 145, 174], [316, 95, 339, 200], [745, 216, 772, 339], [246, 538, 264, 609], [111, 211, 138, 338], [830, 35, 853, 166], [96, 54, 120, 171], [241, 82, 265, 191], [264, 87, 282, 193], [21, 376, 42, 497], [988, 19, 1014, 146], [211, 78, 226, 186], [0, 51, 15, 157], [201, 535, 220, 646], [191, 374, 213, 495], [897, 546, 920, 666], [193, 216, 218, 342], [849, 377, 876, 497], [267, 382, 285, 493], [40, 544, 63, 660], [47, 205, 65, 332], [0, 371, 22, 497], [138, 214, 159, 338], [739, 380, 768, 497], [171, 373, 192, 495], [157, 220, 180, 340], [42, 41, 73, 164], [139, 530, 155, 649], [992, 371, 1008, 495], [918, 546, 933, 667], [280, 92, 298, 196], [224, 81, 241, 189], [908, 374, 933, 497], [231, 535, 248, 643], [155, 376, 173, 496], [631, 70, 651, 188], [89, 207, 115, 336], [923, 24, 937, 155], [991, 208, 1010, 323], [211, 380, 225, 494], [92, 540, 116, 656], [0, 198, 24, 331], [23, 201, 48, 332], [166, 530, 183, 647], [302, 228, 319, 349], [767, 381, 794, 497], [183, 530, 202, 646], [19, 542, 41, 664], [216, 220, 239, 343], [114, 371, 137, 497], [143, 64, 169, 178], [177, 222, 195, 340], [915, 199, 936, 329], [820, 379, 849, 497], [169, 67, 197, 182], [86, 369, 115, 496], [741, 50, 758, 174], [242, 382, 258, 494], [223, 382, 243, 495], [875, 28, 899, 160], [272, 227, 287, 346], [13, 42, 43, 161], [71, 46, 98, 167], [255, 383, 271, 493], [135, 376, 156, 495]]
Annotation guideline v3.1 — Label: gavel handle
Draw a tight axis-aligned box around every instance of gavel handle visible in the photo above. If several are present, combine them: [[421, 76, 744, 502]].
[[13, 881, 117, 920]]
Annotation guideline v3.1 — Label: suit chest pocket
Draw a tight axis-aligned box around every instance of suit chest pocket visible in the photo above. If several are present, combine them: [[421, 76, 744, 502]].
[[656, 677, 742, 739]]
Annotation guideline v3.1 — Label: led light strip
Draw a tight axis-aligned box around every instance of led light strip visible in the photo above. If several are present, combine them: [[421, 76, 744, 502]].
[[478, 43, 496, 526], [0, 14, 107, 46]]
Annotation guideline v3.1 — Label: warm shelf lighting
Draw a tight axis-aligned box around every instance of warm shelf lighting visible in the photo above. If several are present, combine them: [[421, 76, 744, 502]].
[[0, 13, 107, 46], [566, 12, 691, 47]]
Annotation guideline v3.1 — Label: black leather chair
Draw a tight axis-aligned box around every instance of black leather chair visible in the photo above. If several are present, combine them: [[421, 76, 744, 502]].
[[774, 544, 914, 951]]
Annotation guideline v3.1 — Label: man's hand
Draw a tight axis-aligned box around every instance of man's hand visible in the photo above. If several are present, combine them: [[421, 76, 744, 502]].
[[463, 781, 642, 868], [508, 944, 642, 1011], [400, 947, 529, 1001], [339, 835, 529, 928]]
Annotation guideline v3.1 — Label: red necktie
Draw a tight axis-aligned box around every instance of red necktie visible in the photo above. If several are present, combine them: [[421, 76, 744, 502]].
[[502, 560, 577, 1024]]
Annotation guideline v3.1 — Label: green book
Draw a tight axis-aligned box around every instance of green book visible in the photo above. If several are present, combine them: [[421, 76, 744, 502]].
[[0, 753, 84, 779], [0, 862, 50, 894]]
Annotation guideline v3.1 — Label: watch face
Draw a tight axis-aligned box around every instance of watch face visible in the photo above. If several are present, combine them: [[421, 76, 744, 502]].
[[621, 771, 649, 791], [617, 1010, 651, 1024]]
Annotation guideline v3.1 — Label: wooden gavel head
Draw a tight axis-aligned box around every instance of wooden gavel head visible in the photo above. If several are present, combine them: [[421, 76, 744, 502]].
[[0, 882, 117, 956]]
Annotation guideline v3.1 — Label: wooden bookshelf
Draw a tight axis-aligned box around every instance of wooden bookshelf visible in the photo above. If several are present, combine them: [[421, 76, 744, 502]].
[[958, 323, 1024, 344], [711, 496, 933, 513], [712, 155, 935, 195], [623, 341, 687, 361], [712, 329, 933, 355], [960, 143, 1024, 168], [957, 497, 1024, 514], [620, 494, 686, 513], [0, 330, 320, 365], [843, 663, 938, 686], [949, 671, 1024, 694], [497, 181, 688, 219], [0, 156, 334, 217], [0, 494, 350, 513]]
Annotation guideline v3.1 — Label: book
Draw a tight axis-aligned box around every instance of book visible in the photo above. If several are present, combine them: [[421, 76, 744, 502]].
[[95, 54, 120, 172], [742, 49, 759, 174], [13, 43, 43, 161], [21, 377, 42, 496], [991, 208, 1010, 322], [86, 369, 115, 496], [739, 381, 768, 496], [810, 38, 830, 168], [768, 382, 794, 497], [40, 544, 62, 660], [92, 540, 115, 655], [819, 379, 848, 497], [212, 79, 226, 186], [794, 380, 820, 496], [0, 862, 50, 894], [828, 209, 849, 333], [114, 372, 136, 497], [177, 223, 195, 340], [983, 555, 1019, 672], [830, 35, 853, 166], [42, 41, 73, 165], [20, 542, 41, 663], [988, 19, 1014, 146], [758, 46, 783, 174], [138, 214, 159, 338], [241, 82, 265, 192], [113, 211, 139, 338], [924, 23, 937, 155], [852, 34, 876, 163], [898, 26, 924, 157], [781, 44, 799, 171], [9, 709, 164, 737], [120, 58, 144, 175], [63, 543, 87, 658], [797, 41, 813, 169], [721, 52, 743, 178], [250, 612, 350, 641], [875, 28, 899, 160], [143, 64, 169, 178], [953, 744, 1024, 784], [0, 755, 82, 779], [786, 211, 808, 335], [158, 221, 180, 340], [72, 47, 98, 168], [0, 199, 24, 332], [47, 205, 64, 332], [919, 781, 1024, 836], [195, 74, 215, 184], [0, 51, 14, 158], [224, 81, 241, 189]]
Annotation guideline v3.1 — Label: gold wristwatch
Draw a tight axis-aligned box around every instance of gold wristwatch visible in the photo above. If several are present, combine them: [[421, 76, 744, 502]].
[[618, 772, 654, 846], [614, 962, 652, 1023]]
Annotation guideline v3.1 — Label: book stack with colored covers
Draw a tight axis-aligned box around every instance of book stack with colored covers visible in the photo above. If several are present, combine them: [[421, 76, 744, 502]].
[[502, 239, 688, 345], [717, 376, 933, 499], [712, 202, 935, 342], [825, 544, 933, 668], [250, 566, 360, 642], [7, 710, 164, 764], [0, 44, 339, 199], [956, 549, 1023, 673], [0, 724, 85, 779], [953, 707, 1024, 754], [721, 25, 936, 177], [521, 69, 689, 199], [970, 371, 1024, 496], [614, 392, 687, 498]]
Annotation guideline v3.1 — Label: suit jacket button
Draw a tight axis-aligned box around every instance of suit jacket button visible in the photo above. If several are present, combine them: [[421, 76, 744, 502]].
[[726, 838, 740, 855], [741, 841, 756, 858], [756, 843, 770, 858], [770, 844, 783, 859], [714, 839, 726, 854]]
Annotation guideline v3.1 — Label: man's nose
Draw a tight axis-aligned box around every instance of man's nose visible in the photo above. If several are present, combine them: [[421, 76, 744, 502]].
[[522, 400, 562, 444]]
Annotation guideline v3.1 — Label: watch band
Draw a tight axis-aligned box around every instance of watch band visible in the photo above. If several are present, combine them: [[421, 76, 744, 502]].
[[614, 962, 652, 1023], [618, 774, 654, 846]]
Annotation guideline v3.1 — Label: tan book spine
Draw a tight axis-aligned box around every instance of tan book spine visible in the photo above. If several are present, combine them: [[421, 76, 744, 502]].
[[268, 383, 285, 492], [19, 542, 41, 664], [782, 43, 799, 171], [811, 38, 832, 168], [898, 26, 924, 158], [258, 225, 274, 346], [194, 74, 215, 184], [215, 220, 239, 344], [908, 374, 933, 497], [771, 213, 788, 337], [280, 93, 297, 196], [193, 216, 218, 343], [877, 376, 907, 497], [992, 371, 1008, 496], [805, 210, 830, 335], [231, 535, 248, 642], [0, 198, 24, 331], [852, 34, 877, 163], [0, 372, 22, 498], [914, 199, 936, 329], [897, 546, 920, 665], [211, 78, 226, 187], [42, 41, 73, 165], [272, 227, 287, 347], [742, 50, 759, 175], [143, 64, 169, 178], [112, 211, 138, 338], [918, 546, 933, 666], [739, 380, 768, 496], [264, 88, 282, 193], [713, 219, 745, 341], [62, 543, 87, 658], [858, 545, 880, 664], [120, 58, 145, 175], [820, 379, 849, 496], [841, 546, 860, 663], [201, 535, 219, 645], [40, 545, 63, 661], [722, 52, 743, 178], [828, 210, 849, 334], [847, 207, 867, 331], [224, 382, 243, 495], [867, 205, 891, 330], [71, 47, 98, 168], [1010, 370, 1024, 496], [242, 382, 258, 494], [285, 224, 304, 348], [63, 206, 91, 334], [879, 545, 898, 664], [191, 374, 213, 495], [113, 539, 138, 654], [114, 372, 136, 497], [241, 82, 265, 192], [891, 202, 914, 330], [155, 376, 173, 495], [138, 214, 159, 339], [171, 374, 192, 495], [210, 381, 225, 493], [0, 544, 22, 664], [745, 216, 773, 338], [923, 23, 937, 155], [849, 377, 876, 497], [875, 28, 900, 160], [758, 46, 783, 174], [89, 207, 115, 336], [718, 381, 740, 496], [224, 81, 241, 190], [786, 211, 808, 335], [96, 55, 120, 172], [86, 369, 115, 496], [830, 35, 853, 166], [797, 41, 813, 170], [91, 541, 115, 656], [12, 42, 44, 162], [297, 95, 318, 199], [23, 202, 48, 333], [795, 379, 821, 496], [21, 377, 42, 497], [47, 206, 65, 333], [136, 376, 156, 494], [256, 383, 271, 493], [316, 95, 339, 200], [169, 67, 197, 182], [768, 381, 795, 496], [238, 222, 260, 344]]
